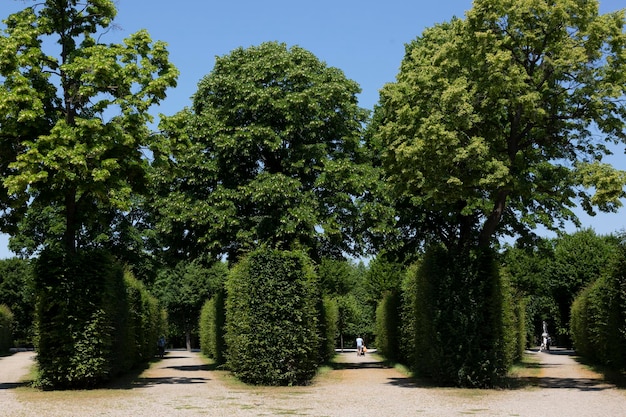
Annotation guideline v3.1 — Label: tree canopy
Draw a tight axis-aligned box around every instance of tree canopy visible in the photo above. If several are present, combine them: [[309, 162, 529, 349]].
[[151, 41, 382, 262], [372, 0, 626, 251], [0, 0, 178, 254]]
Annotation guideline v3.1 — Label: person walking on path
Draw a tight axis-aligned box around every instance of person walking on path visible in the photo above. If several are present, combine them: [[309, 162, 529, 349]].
[[356, 336, 364, 356]]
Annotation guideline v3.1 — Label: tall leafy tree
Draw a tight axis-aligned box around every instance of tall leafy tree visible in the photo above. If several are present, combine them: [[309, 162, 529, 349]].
[[0, 258, 34, 345], [504, 229, 620, 345], [152, 260, 227, 350], [548, 229, 620, 340], [0, 0, 178, 254], [151, 42, 381, 262], [372, 0, 626, 250]]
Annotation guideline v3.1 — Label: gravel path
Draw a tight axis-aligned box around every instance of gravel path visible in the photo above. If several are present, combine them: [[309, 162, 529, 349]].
[[1, 348, 625, 416]]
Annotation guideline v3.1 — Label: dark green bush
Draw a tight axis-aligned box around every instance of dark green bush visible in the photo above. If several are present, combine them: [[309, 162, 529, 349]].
[[398, 262, 419, 366], [199, 290, 226, 364], [511, 291, 528, 361], [34, 249, 164, 389], [375, 290, 402, 361], [570, 286, 593, 358], [318, 295, 338, 362], [225, 248, 320, 385], [124, 270, 164, 365], [409, 245, 516, 387], [0, 304, 14, 353], [0, 259, 34, 346], [570, 260, 626, 370], [34, 249, 125, 389]]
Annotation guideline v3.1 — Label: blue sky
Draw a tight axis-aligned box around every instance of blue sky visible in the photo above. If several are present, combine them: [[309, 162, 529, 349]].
[[1, 0, 625, 258]]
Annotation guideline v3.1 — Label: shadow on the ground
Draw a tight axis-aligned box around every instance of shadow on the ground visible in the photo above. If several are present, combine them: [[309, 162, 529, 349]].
[[104, 352, 219, 390], [330, 359, 391, 371], [574, 355, 626, 389], [333, 349, 619, 391], [0, 382, 29, 390], [513, 376, 614, 391], [129, 375, 211, 387], [505, 349, 616, 391]]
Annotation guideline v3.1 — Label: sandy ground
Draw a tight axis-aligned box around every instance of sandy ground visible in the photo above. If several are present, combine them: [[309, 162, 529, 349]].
[[1, 347, 625, 416]]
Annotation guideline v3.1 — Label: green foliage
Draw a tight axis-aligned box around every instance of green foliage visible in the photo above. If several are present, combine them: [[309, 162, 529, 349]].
[[0, 304, 14, 353], [199, 290, 226, 364], [153, 260, 227, 349], [0, 0, 178, 253], [334, 293, 368, 350], [123, 270, 164, 366], [318, 295, 338, 362], [504, 230, 620, 346], [225, 248, 320, 385], [364, 256, 403, 309], [318, 258, 358, 296], [34, 249, 163, 389], [571, 244, 626, 370], [548, 230, 620, 342], [151, 41, 384, 262], [398, 262, 419, 366], [0, 258, 34, 346], [410, 246, 516, 387], [34, 249, 124, 389], [372, 0, 626, 250], [374, 290, 402, 361]]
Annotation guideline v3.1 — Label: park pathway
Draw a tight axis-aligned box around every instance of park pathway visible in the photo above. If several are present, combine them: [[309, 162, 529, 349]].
[[0, 348, 625, 416], [532, 347, 615, 389]]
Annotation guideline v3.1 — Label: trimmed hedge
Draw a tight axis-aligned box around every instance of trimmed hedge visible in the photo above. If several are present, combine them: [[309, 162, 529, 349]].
[[34, 249, 163, 389], [571, 257, 626, 370], [318, 295, 338, 363], [408, 245, 517, 388], [124, 270, 165, 366], [199, 290, 226, 364], [375, 290, 402, 361], [0, 304, 14, 353], [225, 248, 320, 385]]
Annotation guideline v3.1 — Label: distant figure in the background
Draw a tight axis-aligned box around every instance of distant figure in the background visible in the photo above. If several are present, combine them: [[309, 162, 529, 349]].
[[157, 335, 166, 358], [356, 336, 364, 356], [540, 320, 550, 352]]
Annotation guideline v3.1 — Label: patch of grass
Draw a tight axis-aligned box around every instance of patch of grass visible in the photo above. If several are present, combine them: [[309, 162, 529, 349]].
[[504, 352, 543, 389]]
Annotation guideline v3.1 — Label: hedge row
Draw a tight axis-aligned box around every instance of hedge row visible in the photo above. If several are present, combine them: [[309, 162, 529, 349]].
[[0, 304, 13, 353], [318, 295, 339, 363], [571, 250, 626, 370], [374, 290, 401, 362], [199, 290, 226, 364], [377, 245, 521, 388], [34, 249, 164, 389], [224, 249, 320, 386]]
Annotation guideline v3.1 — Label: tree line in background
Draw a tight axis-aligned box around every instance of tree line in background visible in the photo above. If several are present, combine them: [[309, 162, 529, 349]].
[[1, 0, 626, 389]]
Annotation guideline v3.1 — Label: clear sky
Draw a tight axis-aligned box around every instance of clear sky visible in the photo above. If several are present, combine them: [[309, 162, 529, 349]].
[[1, 0, 625, 258]]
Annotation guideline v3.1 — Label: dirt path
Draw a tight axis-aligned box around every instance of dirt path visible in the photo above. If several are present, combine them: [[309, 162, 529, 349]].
[[0, 348, 625, 416], [533, 347, 615, 389]]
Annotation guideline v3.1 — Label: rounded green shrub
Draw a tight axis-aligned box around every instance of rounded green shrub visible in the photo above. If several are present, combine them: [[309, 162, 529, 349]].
[[225, 248, 320, 385]]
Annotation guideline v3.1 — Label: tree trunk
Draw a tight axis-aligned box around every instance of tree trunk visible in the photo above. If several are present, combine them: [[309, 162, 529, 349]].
[[186, 331, 191, 351], [479, 189, 510, 249], [64, 189, 77, 253]]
